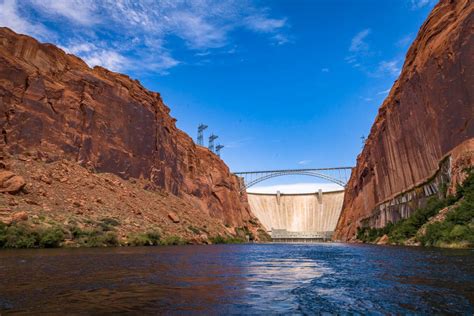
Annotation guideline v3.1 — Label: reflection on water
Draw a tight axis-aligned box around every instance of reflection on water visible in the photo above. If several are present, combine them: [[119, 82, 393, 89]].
[[0, 244, 472, 314]]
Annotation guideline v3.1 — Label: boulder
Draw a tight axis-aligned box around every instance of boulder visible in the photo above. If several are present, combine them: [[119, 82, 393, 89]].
[[168, 212, 180, 223], [0, 171, 26, 194]]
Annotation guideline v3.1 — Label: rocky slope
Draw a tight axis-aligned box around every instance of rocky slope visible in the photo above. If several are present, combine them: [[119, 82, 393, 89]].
[[334, 0, 473, 241], [0, 27, 266, 243]]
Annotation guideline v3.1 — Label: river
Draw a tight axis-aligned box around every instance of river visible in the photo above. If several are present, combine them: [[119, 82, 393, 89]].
[[0, 243, 472, 314]]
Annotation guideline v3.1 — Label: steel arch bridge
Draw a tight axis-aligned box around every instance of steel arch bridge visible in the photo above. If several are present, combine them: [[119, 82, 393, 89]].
[[234, 167, 353, 192]]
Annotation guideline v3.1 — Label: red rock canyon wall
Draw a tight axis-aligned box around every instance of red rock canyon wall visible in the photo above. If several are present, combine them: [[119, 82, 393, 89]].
[[0, 27, 255, 231], [334, 0, 474, 241]]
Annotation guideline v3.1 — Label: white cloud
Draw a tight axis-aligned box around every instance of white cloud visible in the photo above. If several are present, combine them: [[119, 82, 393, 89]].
[[84, 50, 128, 72], [345, 29, 374, 72], [376, 59, 401, 76], [4, 0, 289, 76], [0, 0, 50, 39], [410, 0, 434, 9], [321, 68, 329, 73], [272, 33, 289, 45], [145, 55, 180, 74], [376, 88, 391, 95], [244, 15, 286, 33], [66, 43, 95, 55], [298, 160, 312, 165], [29, 0, 96, 25], [168, 11, 228, 49], [195, 51, 211, 57], [63, 41, 179, 74], [62, 42, 128, 72], [349, 28, 371, 52]]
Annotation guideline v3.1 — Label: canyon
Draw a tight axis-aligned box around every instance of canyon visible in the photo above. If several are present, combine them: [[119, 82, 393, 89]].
[[0, 0, 472, 247], [0, 27, 267, 244], [334, 0, 473, 241]]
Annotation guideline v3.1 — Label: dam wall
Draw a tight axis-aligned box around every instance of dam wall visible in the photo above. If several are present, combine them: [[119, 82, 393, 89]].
[[247, 190, 345, 233]]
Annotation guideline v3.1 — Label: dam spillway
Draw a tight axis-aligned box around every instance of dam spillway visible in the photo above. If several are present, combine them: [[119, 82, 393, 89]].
[[247, 190, 345, 241]]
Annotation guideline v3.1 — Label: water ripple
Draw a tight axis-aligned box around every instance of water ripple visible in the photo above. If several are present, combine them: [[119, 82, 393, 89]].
[[0, 244, 472, 314]]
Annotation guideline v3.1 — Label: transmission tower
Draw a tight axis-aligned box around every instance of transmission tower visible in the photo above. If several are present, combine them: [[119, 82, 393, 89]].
[[208, 134, 218, 152], [216, 144, 224, 157], [197, 124, 208, 146]]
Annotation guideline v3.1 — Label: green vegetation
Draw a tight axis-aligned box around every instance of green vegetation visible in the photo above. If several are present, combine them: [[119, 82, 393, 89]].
[[0, 215, 165, 248], [356, 222, 394, 243], [388, 197, 447, 244], [209, 235, 245, 244], [98, 217, 120, 231], [128, 230, 162, 246], [0, 223, 64, 248], [357, 168, 474, 248], [257, 228, 272, 242], [419, 169, 474, 247], [160, 235, 186, 245], [71, 227, 119, 247], [187, 225, 201, 235], [236, 226, 254, 241]]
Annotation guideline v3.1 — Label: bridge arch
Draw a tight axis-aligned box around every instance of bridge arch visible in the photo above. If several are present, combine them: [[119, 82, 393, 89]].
[[234, 167, 352, 192], [245, 171, 345, 189]]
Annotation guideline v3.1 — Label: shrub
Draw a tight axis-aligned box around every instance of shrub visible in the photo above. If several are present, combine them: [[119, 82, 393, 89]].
[[1, 224, 39, 248], [0, 223, 65, 248], [160, 236, 186, 246], [102, 231, 119, 246], [235, 226, 255, 241], [209, 235, 245, 244], [257, 228, 271, 242], [39, 227, 64, 248], [128, 231, 161, 246], [187, 226, 201, 235], [388, 197, 446, 244], [99, 218, 120, 231], [80, 231, 119, 247], [146, 230, 161, 244], [358, 169, 474, 246], [419, 169, 474, 247], [100, 218, 120, 227]]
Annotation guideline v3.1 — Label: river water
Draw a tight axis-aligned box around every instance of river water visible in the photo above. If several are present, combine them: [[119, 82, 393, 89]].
[[0, 243, 472, 314]]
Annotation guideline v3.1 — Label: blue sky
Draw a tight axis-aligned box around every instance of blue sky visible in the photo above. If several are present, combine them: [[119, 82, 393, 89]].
[[0, 0, 437, 189]]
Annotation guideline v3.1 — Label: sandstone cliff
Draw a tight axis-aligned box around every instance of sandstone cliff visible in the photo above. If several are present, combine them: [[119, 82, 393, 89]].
[[0, 27, 264, 241], [334, 0, 474, 241]]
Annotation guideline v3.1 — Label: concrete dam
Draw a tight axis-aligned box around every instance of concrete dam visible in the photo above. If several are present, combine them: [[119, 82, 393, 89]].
[[247, 189, 345, 242]]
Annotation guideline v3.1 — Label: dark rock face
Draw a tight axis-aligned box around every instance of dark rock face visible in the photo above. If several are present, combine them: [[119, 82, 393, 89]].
[[0, 27, 257, 232], [334, 0, 474, 241]]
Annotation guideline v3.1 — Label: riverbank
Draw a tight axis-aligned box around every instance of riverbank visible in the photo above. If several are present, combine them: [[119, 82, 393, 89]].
[[0, 216, 254, 248], [356, 169, 473, 249]]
